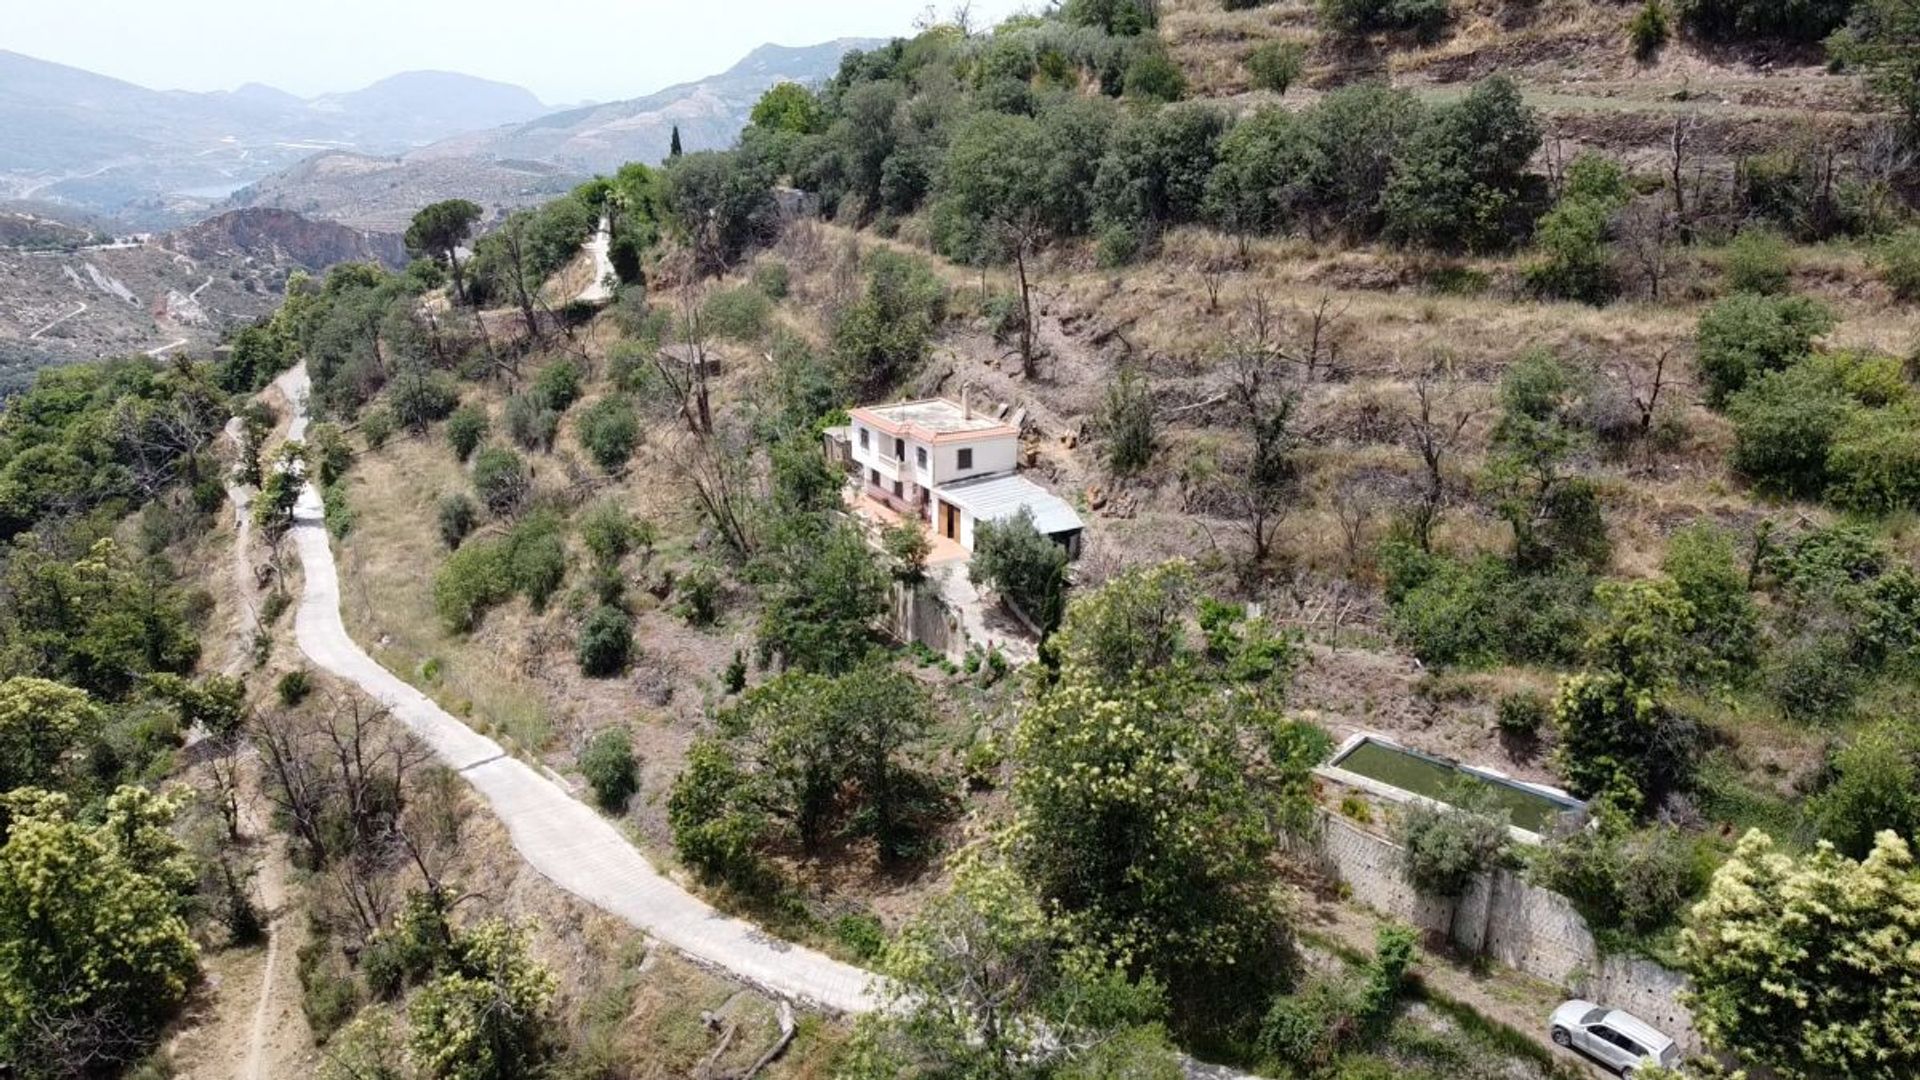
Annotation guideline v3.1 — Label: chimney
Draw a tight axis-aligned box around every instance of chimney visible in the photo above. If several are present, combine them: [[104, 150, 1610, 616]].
[[961, 383, 971, 420]]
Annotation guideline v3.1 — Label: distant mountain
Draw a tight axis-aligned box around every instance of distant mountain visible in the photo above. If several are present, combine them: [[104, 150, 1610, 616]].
[[414, 39, 881, 175], [221, 150, 579, 233], [0, 206, 405, 387], [0, 49, 558, 226], [307, 71, 550, 145]]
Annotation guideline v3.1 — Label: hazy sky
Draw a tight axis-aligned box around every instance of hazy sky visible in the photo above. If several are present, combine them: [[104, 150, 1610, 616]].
[[8, 0, 1030, 104]]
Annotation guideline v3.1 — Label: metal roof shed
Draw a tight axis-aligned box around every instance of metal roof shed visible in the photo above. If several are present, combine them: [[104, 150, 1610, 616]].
[[937, 474, 1084, 536]]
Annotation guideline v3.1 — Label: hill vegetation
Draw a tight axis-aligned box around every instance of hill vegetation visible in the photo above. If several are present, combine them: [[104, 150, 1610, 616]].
[[11, 0, 1920, 1077]]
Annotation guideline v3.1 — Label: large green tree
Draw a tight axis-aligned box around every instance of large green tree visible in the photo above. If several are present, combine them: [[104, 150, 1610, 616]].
[[1010, 563, 1321, 1024], [1682, 830, 1920, 1079], [404, 199, 483, 303], [0, 788, 199, 1075]]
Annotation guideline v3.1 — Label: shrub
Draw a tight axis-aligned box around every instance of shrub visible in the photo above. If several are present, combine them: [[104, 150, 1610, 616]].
[[970, 508, 1070, 633], [531, 360, 582, 414], [445, 405, 488, 462], [580, 728, 640, 811], [750, 260, 790, 299], [1695, 292, 1834, 406], [505, 394, 560, 452], [1876, 227, 1920, 300], [1811, 721, 1920, 857], [277, 669, 313, 707], [1827, 402, 1920, 513], [1382, 545, 1593, 668], [1770, 632, 1862, 724], [434, 541, 514, 633], [1723, 226, 1791, 295], [1497, 690, 1550, 737], [577, 395, 639, 471], [1727, 363, 1858, 497], [1100, 367, 1156, 475], [677, 562, 722, 625], [577, 605, 634, 677], [1629, 0, 1671, 59], [702, 285, 774, 342], [1320, 0, 1450, 35], [1535, 824, 1708, 934], [1246, 41, 1307, 95], [360, 408, 395, 450], [1123, 44, 1188, 102], [1663, 523, 1760, 681], [437, 494, 477, 550], [506, 516, 567, 609], [882, 518, 932, 584], [471, 446, 531, 517], [1524, 195, 1616, 304], [579, 501, 636, 568], [722, 649, 747, 694], [388, 369, 459, 433], [832, 913, 886, 961], [1396, 791, 1511, 897]]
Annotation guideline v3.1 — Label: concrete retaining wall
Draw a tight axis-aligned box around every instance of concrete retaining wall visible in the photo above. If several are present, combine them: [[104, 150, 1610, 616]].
[[1300, 812, 1703, 1053], [887, 579, 962, 659]]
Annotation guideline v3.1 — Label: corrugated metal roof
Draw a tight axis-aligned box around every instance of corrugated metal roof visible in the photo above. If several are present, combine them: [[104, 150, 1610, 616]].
[[936, 473, 1084, 536]]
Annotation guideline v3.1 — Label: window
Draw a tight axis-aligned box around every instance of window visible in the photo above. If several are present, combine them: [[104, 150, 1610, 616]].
[[958, 447, 974, 470], [870, 468, 880, 486], [894, 437, 905, 460], [893, 480, 903, 497], [858, 427, 869, 449], [916, 446, 928, 468]]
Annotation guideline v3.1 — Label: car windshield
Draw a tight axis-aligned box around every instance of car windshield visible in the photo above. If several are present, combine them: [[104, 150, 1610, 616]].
[[1581, 1007, 1608, 1024]]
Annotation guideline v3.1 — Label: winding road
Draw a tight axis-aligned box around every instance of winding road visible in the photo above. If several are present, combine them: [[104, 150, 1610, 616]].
[[272, 363, 877, 1014]]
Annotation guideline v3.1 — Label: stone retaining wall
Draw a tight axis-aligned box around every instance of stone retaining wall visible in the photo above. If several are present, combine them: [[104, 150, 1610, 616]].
[[1299, 811, 1703, 1054]]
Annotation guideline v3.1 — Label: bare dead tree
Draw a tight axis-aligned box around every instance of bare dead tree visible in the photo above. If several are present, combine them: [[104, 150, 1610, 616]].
[[1297, 293, 1349, 383], [252, 706, 336, 866], [654, 293, 714, 436], [1615, 200, 1681, 302], [208, 736, 245, 842], [678, 428, 762, 559], [1402, 366, 1479, 552], [1199, 261, 1228, 314], [1667, 115, 1702, 242], [1216, 304, 1300, 567]]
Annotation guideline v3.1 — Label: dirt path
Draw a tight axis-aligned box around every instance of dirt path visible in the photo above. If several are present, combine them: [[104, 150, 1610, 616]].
[[576, 215, 614, 304], [1300, 896, 1609, 1078], [28, 301, 86, 338]]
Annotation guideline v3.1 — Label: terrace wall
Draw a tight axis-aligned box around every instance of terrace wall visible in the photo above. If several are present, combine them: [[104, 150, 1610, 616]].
[[1296, 811, 1704, 1054]]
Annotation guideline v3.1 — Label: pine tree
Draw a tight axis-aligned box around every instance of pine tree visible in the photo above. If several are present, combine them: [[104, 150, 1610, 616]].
[[669, 125, 683, 158]]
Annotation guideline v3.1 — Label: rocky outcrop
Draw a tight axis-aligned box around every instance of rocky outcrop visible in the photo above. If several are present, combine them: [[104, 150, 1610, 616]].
[[165, 207, 406, 272]]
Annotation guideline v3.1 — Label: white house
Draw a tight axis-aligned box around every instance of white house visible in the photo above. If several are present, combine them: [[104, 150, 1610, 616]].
[[847, 396, 1083, 557]]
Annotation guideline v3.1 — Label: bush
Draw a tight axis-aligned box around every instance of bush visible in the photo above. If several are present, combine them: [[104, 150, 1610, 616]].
[[1535, 825, 1709, 934], [577, 395, 639, 471], [1876, 227, 1920, 301], [360, 408, 395, 450], [1695, 292, 1834, 406], [970, 508, 1070, 633], [1727, 363, 1858, 497], [388, 369, 460, 433], [432, 515, 567, 632], [702, 285, 774, 342], [445, 405, 488, 462], [531, 360, 582, 414], [1320, 0, 1450, 37], [276, 669, 313, 707], [437, 493, 477, 550], [1723, 226, 1791, 295], [1396, 791, 1511, 897], [751, 260, 791, 299], [505, 394, 560, 452], [1811, 722, 1920, 857], [1246, 41, 1307, 95], [1497, 690, 1550, 737], [471, 446, 531, 517], [1629, 0, 1671, 59], [1100, 367, 1156, 475], [1770, 632, 1862, 724], [506, 516, 567, 609], [677, 562, 722, 625], [1123, 44, 1188, 102], [580, 728, 640, 811], [1827, 402, 1920, 513], [579, 500, 637, 568], [1381, 544, 1593, 668], [577, 604, 634, 677]]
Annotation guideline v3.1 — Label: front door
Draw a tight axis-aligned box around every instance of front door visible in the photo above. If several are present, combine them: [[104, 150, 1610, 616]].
[[941, 502, 959, 540]]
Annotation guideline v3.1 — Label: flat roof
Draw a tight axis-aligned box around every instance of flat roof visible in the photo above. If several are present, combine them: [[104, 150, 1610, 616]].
[[936, 473, 1083, 536], [851, 398, 1016, 442]]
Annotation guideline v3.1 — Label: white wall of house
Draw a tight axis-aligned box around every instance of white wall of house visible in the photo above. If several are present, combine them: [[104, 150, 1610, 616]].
[[931, 436, 1017, 485]]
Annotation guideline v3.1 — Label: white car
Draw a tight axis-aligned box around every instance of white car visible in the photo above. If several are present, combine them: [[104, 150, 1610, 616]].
[[1549, 1000, 1680, 1075]]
